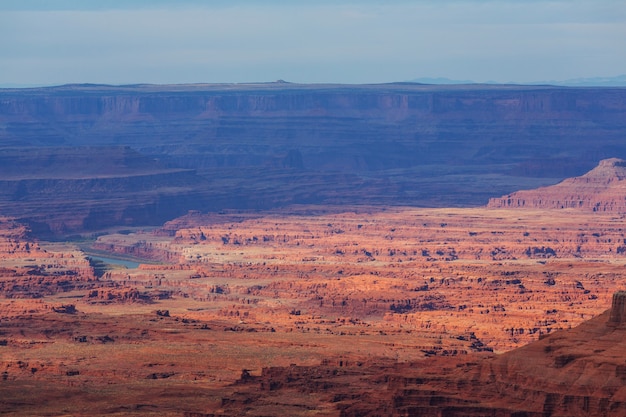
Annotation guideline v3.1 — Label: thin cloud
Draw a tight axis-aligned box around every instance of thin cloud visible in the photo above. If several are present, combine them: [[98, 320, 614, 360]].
[[0, 1, 624, 85]]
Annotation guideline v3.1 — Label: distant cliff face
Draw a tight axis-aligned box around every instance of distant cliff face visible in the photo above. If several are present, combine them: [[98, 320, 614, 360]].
[[1, 83, 626, 234], [0, 146, 212, 235], [2, 84, 625, 175], [488, 158, 626, 212]]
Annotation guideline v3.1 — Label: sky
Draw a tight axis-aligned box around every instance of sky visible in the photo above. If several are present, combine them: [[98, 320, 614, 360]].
[[1, 0, 625, 86]]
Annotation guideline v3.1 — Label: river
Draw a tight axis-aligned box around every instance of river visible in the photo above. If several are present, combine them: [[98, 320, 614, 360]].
[[87, 254, 141, 269]]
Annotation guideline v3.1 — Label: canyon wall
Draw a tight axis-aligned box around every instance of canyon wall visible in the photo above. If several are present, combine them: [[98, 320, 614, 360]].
[[2, 83, 625, 174]]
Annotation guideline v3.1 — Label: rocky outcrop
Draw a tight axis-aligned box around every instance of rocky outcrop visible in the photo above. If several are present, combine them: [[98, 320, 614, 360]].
[[84, 287, 171, 304], [488, 158, 626, 212], [0, 217, 94, 297], [221, 293, 626, 416], [608, 291, 626, 325]]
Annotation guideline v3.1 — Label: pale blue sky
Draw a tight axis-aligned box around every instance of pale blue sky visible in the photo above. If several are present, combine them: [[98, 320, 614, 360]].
[[1, 0, 625, 86]]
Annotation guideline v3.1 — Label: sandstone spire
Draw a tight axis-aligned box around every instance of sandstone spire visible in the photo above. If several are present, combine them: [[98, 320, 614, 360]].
[[608, 291, 626, 326]]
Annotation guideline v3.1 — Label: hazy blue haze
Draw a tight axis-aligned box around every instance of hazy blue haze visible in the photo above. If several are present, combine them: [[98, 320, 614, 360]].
[[1, 0, 624, 85]]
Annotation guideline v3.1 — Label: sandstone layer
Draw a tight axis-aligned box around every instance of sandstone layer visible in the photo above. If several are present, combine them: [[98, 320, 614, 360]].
[[0, 217, 94, 297]]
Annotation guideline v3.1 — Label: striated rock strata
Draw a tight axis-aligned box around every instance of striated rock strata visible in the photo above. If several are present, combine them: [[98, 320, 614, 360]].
[[0, 217, 94, 297], [0, 146, 212, 235], [2, 84, 625, 177], [488, 158, 626, 212], [220, 293, 626, 416]]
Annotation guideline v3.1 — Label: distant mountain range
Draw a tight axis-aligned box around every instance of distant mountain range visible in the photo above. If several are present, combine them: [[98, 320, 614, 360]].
[[408, 75, 626, 87], [3, 75, 626, 89]]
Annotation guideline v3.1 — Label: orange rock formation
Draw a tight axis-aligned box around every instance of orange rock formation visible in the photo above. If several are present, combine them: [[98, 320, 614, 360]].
[[214, 292, 626, 416], [0, 217, 94, 298]]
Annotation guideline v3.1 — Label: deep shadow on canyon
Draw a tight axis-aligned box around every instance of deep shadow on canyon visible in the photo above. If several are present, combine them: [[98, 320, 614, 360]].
[[1, 82, 626, 235]]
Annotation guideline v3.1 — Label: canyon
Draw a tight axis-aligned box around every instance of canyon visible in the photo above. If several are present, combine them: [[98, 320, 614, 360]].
[[2, 83, 626, 234], [2, 83, 626, 415]]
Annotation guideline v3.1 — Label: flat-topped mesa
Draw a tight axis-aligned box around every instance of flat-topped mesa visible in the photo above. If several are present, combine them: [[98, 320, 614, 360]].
[[487, 158, 626, 212], [577, 157, 626, 182], [608, 291, 626, 326]]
